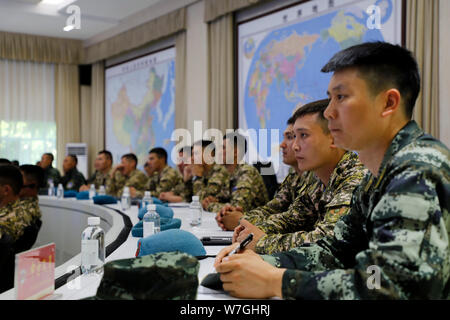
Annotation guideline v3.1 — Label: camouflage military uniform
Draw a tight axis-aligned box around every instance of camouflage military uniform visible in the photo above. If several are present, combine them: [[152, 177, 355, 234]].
[[106, 169, 149, 198], [86, 168, 112, 189], [19, 196, 41, 224], [183, 164, 230, 203], [207, 164, 269, 213], [261, 121, 450, 299], [146, 165, 184, 198], [253, 151, 367, 254], [243, 169, 307, 225], [60, 168, 86, 191], [0, 199, 30, 241], [43, 165, 61, 187]]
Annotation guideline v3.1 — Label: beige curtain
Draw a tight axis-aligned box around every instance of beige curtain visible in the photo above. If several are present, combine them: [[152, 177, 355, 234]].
[[208, 13, 234, 132], [83, 8, 186, 64], [0, 31, 82, 64], [175, 32, 187, 130], [89, 61, 105, 167], [204, 0, 267, 23], [80, 85, 92, 175], [406, 0, 440, 138], [55, 64, 80, 172]]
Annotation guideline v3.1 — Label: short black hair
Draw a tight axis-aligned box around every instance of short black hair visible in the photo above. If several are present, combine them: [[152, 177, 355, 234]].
[[0, 164, 24, 195], [149, 147, 168, 164], [286, 115, 295, 126], [321, 41, 420, 119], [98, 150, 113, 162], [122, 153, 138, 166], [178, 145, 192, 154], [43, 153, 54, 162], [292, 99, 331, 134], [0, 158, 11, 165], [68, 154, 78, 165], [19, 165, 45, 189], [223, 132, 248, 156]]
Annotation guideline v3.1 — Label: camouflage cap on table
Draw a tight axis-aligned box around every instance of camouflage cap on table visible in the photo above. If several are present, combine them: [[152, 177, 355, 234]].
[[84, 251, 199, 300]]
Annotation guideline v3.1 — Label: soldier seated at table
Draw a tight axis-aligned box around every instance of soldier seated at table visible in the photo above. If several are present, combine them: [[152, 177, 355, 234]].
[[0, 165, 28, 242], [231, 99, 368, 255], [203, 132, 269, 213], [159, 146, 191, 203], [60, 155, 87, 192], [39, 152, 61, 188], [106, 153, 148, 198], [18, 165, 44, 226], [216, 116, 308, 231], [181, 140, 230, 204], [143, 147, 184, 199], [79, 150, 113, 191]]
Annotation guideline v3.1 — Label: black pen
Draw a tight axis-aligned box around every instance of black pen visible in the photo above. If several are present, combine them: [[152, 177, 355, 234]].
[[227, 233, 254, 257]]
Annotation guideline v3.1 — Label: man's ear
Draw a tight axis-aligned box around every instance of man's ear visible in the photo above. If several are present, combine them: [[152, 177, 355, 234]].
[[381, 89, 401, 117], [328, 132, 338, 149]]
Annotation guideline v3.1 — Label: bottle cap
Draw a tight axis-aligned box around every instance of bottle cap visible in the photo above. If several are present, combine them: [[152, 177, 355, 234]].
[[88, 217, 101, 226], [90, 184, 95, 188], [192, 196, 199, 201], [147, 204, 156, 211], [144, 191, 151, 197]]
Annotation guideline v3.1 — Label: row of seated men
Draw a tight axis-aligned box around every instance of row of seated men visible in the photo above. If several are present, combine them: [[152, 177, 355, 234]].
[[0, 161, 44, 292], [36, 135, 271, 214]]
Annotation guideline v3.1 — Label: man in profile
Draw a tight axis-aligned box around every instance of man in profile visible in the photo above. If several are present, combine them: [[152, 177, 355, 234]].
[[182, 140, 230, 203], [0, 165, 27, 242], [216, 117, 306, 230], [159, 145, 191, 203], [18, 165, 44, 227], [60, 155, 86, 191], [143, 147, 183, 198], [204, 132, 268, 213], [79, 150, 113, 191], [106, 153, 148, 198], [39, 153, 61, 188], [214, 42, 449, 300]]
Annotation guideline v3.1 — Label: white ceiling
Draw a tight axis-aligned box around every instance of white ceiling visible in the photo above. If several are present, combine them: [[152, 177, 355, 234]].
[[0, 0, 175, 42]]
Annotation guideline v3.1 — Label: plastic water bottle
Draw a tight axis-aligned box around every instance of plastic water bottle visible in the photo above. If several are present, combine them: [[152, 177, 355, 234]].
[[142, 191, 153, 209], [81, 217, 105, 275], [143, 204, 160, 237], [89, 184, 96, 199], [189, 196, 202, 226], [121, 186, 131, 210], [98, 185, 106, 196], [57, 183, 64, 199], [48, 181, 55, 197]]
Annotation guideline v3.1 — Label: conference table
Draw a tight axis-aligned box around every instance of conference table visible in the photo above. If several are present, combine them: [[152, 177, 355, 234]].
[[0, 196, 237, 300]]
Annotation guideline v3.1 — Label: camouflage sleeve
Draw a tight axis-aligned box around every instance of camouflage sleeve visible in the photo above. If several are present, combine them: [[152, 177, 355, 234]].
[[254, 206, 351, 254], [264, 167, 450, 299], [125, 172, 149, 199], [154, 171, 183, 198], [243, 174, 296, 225], [106, 171, 120, 197], [194, 169, 230, 202]]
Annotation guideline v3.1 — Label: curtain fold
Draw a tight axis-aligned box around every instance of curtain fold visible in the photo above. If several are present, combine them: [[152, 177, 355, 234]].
[[175, 32, 187, 130], [0, 31, 82, 64], [406, 0, 440, 138], [207, 13, 234, 133], [89, 61, 105, 166], [55, 64, 80, 172], [204, 0, 267, 23]]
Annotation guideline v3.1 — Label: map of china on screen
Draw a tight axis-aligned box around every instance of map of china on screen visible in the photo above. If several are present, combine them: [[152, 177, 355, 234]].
[[105, 47, 176, 168], [238, 0, 401, 177]]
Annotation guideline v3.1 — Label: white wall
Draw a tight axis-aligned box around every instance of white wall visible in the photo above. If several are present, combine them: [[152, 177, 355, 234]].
[[439, 0, 450, 148]]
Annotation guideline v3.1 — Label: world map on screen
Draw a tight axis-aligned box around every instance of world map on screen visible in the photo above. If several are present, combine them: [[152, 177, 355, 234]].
[[105, 48, 175, 167], [239, 0, 400, 164]]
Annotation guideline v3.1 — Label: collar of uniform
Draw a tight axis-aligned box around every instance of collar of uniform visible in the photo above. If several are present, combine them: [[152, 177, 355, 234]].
[[0, 198, 21, 215], [328, 151, 362, 187], [376, 120, 423, 179]]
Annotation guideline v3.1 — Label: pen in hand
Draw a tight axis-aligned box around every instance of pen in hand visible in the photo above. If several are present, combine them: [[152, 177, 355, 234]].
[[226, 233, 254, 257]]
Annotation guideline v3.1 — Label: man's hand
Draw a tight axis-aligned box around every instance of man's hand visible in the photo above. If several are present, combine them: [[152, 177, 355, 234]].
[[111, 164, 125, 177], [214, 248, 285, 299], [216, 205, 244, 231], [159, 192, 183, 203], [202, 196, 218, 210], [232, 219, 266, 251], [129, 187, 137, 198], [183, 165, 193, 182]]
